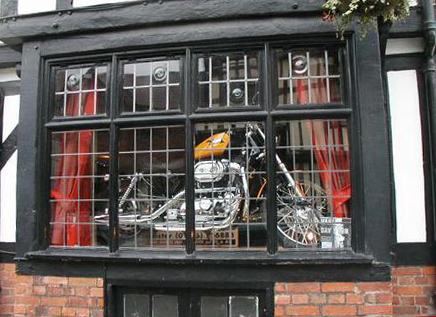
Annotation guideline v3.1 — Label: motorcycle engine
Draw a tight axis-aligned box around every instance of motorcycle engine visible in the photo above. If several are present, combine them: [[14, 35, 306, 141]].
[[194, 161, 225, 183]]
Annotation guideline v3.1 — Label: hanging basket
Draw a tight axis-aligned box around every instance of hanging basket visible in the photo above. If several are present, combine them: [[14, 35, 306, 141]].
[[323, 0, 409, 37]]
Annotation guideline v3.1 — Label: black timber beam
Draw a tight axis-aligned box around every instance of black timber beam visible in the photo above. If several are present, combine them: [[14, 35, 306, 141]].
[[0, 0, 327, 46], [389, 8, 424, 36]]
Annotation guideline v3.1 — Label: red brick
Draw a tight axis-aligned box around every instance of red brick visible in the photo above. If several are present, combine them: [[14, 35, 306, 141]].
[[275, 306, 285, 316], [275, 295, 290, 305], [347, 293, 364, 304], [286, 306, 320, 316], [15, 274, 33, 283], [98, 298, 104, 309], [90, 287, 104, 297], [62, 307, 76, 316], [69, 297, 94, 307], [321, 282, 354, 293], [76, 308, 90, 317], [415, 295, 431, 305], [47, 285, 64, 296], [323, 305, 357, 316], [393, 295, 400, 305], [32, 285, 47, 296], [47, 307, 63, 315], [393, 306, 419, 315], [415, 276, 435, 285], [43, 276, 68, 285], [423, 266, 436, 275], [68, 277, 96, 286], [397, 276, 414, 285], [374, 293, 393, 303], [309, 294, 326, 304], [395, 285, 424, 295], [399, 296, 415, 305], [358, 282, 391, 292], [41, 296, 69, 306], [14, 306, 27, 314], [358, 305, 393, 315], [74, 286, 91, 297], [292, 294, 309, 304], [1, 295, 16, 304], [327, 293, 346, 304], [34, 306, 49, 316], [275, 283, 286, 293], [395, 267, 423, 276], [286, 283, 320, 293], [15, 284, 31, 295], [15, 296, 41, 305], [422, 285, 436, 294], [90, 309, 104, 317]]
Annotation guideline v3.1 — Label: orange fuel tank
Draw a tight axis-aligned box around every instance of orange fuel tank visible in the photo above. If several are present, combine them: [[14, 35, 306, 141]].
[[194, 132, 230, 160]]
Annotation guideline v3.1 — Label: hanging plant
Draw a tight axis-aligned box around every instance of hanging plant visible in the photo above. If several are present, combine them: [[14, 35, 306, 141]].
[[323, 0, 410, 37]]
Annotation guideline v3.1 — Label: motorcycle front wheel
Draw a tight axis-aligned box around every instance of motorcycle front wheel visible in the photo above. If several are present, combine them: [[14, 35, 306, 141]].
[[276, 181, 327, 248]]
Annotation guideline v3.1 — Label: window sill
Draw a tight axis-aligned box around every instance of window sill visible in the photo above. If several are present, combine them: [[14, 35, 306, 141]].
[[25, 248, 374, 266]]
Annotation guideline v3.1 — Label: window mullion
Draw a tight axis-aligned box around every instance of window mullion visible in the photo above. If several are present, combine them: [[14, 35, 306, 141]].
[[185, 49, 195, 254], [265, 43, 278, 254], [109, 55, 119, 253]]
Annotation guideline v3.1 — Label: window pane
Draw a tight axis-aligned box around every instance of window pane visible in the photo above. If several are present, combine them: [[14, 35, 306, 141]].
[[122, 59, 181, 113], [124, 294, 149, 317], [194, 122, 267, 250], [230, 296, 258, 317], [197, 52, 260, 108], [118, 126, 186, 249], [53, 65, 108, 117], [50, 129, 110, 247], [275, 119, 351, 250], [201, 296, 259, 317], [277, 48, 342, 105], [201, 297, 228, 317], [152, 295, 178, 317]]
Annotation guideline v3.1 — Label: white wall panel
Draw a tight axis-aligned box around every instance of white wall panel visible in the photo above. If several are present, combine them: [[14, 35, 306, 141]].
[[0, 68, 20, 83], [0, 151, 17, 242], [388, 70, 427, 243], [18, 0, 56, 15], [3, 95, 20, 142], [73, 0, 136, 7], [386, 38, 424, 55]]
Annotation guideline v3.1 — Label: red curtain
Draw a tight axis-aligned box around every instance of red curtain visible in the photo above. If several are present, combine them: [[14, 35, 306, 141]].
[[51, 93, 95, 246], [296, 78, 351, 218]]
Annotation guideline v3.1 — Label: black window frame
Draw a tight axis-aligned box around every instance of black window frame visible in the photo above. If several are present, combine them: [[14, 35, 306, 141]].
[[110, 284, 269, 317], [37, 38, 362, 257]]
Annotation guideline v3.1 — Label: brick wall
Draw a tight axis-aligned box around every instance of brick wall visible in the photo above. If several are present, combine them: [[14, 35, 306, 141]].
[[275, 266, 436, 317], [275, 281, 393, 316], [392, 266, 436, 316], [2, 263, 435, 316], [0, 263, 104, 317]]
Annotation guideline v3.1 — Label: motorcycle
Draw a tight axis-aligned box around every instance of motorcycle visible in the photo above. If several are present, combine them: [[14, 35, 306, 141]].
[[95, 123, 327, 247]]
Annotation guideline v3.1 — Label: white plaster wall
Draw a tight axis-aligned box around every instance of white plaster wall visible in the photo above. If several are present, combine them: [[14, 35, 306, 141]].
[[0, 152, 17, 242], [73, 0, 136, 7], [0, 95, 19, 243], [3, 95, 19, 142], [388, 70, 427, 243], [0, 68, 20, 83], [386, 38, 425, 55], [18, 0, 56, 15]]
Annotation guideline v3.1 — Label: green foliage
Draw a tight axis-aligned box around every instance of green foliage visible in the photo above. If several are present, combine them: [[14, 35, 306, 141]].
[[323, 0, 410, 36]]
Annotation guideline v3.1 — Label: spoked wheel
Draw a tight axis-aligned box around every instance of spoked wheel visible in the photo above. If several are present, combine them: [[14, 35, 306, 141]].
[[276, 181, 327, 248]]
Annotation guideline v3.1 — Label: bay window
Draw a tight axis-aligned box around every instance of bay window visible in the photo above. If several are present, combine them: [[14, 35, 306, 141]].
[[45, 42, 353, 254]]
